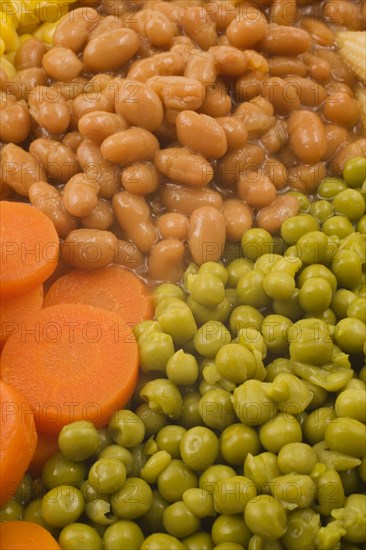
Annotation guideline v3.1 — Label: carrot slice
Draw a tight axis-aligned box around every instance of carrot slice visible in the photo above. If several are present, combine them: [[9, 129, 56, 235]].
[[0, 202, 59, 299], [0, 303, 139, 436], [28, 433, 59, 479], [0, 521, 60, 549], [0, 380, 37, 506], [0, 285, 44, 351], [44, 265, 154, 326]]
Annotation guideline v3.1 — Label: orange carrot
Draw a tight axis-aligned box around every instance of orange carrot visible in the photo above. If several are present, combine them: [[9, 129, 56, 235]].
[[0, 303, 139, 436], [0, 202, 59, 299], [0, 380, 37, 506], [28, 433, 59, 479], [44, 265, 154, 325], [0, 285, 44, 351], [0, 521, 60, 549]]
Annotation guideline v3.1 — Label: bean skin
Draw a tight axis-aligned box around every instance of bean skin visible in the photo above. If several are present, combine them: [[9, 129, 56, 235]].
[[268, 57, 307, 78], [101, 128, 160, 164], [0, 144, 46, 196], [237, 171, 277, 209], [76, 140, 120, 199], [114, 79, 164, 132], [128, 52, 186, 81], [154, 147, 214, 186], [78, 111, 129, 144], [262, 158, 288, 190], [62, 173, 100, 217], [121, 162, 160, 195], [261, 77, 301, 115], [270, 0, 299, 26], [6, 68, 47, 101], [42, 47, 83, 82], [184, 51, 217, 84], [256, 194, 300, 234], [160, 183, 223, 216], [287, 162, 326, 194], [62, 131, 84, 152], [288, 110, 327, 164], [127, 9, 177, 48], [189, 206, 226, 265], [148, 239, 185, 283], [300, 18, 335, 47], [323, 92, 361, 128], [218, 144, 265, 187], [61, 229, 117, 270], [0, 100, 31, 143], [156, 212, 189, 241], [53, 7, 100, 52], [226, 7, 268, 50], [260, 24, 311, 56], [323, 124, 350, 161], [147, 76, 205, 112], [28, 86, 70, 134], [115, 239, 144, 270], [210, 45, 247, 77], [182, 7, 218, 50], [176, 110, 227, 159], [81, 199, 114, 230], [284, 77, 327, 107], [83, 28, 140, 72], [303, 54, 331, 82], [331, 139, 366, 174], [29, 138, 81, 184], [14, 38, 47, 70], [222, 199, 253, 242], [200, 79, 231, 118], [70, 91, 114, 129], [216, 117, 248, 151]]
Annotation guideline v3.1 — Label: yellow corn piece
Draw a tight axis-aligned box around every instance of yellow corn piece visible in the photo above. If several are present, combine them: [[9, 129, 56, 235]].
[[337, 31, 366, 84], [0, 55, 16, 77], [0, 2, 20, 28], [5, 49, 16, 63], [355, 86, 366, 129], [0, 13, 20, 51], [0, 38, 5, 54], [33, 20, 58, 44], [19, 31, 32, 42]]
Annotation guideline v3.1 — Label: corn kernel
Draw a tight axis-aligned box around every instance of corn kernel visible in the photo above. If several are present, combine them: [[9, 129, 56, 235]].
[[0, 55, 16, 77], [337, 31, 366, 84]]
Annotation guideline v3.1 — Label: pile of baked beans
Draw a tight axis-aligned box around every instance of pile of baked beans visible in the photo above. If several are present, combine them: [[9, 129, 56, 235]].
[[0, 0, 365, 282]]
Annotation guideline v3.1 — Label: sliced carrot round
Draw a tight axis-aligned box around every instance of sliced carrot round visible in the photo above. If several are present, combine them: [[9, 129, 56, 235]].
[[0, 285, 44, 351], [0, 380, 37, 506], [0, 303, 139, 436], [28, 433, 59, 479], [44, 265, 153, 326], [0, 521, 60, 549], [0, 202, 59, 299]]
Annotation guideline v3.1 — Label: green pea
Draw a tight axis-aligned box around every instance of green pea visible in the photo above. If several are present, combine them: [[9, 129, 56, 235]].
[[310, 199, 334, 223], [332, 249, 363, 290], [318, 176, 347, 198], [273, 289, 303, 322], [244, 452, 281, 494], [135, 402, 167, 438], [331, 289, 357, 319], [343, 156, 366, 187], [229, 305, 264, 334], [333, 188, 365, 221], [138, 331, 175, 373], [59, 523, 102, 550], [334, 317, 366, 354], [325, 417, 366, 458], [41, 485, 84, 528], [213, 475, 256, 515], [244, 495, 287, 540], [187, 296, 232, 326], [241, 228, 273, 261], [140, 379, 183, 420], [182, 488, 215, 518], [42, 452, 86, 489], [281, 508, 320, 550], [156, 298, 197, 347], [156, 425, 186, 459], [232, 380, 277, 426], [103, 520, 144, 550], [236, 271, 271, 309], [157, 459, 197, 503], [359, 458, 366, 483], [183, 531, 214, 550], [261, 314, 292, 355], [288, 319, 334, 366], [254, 253, 283, 275], [194, 321, 231, 358], [138, 489, 168, 535], [211, 514, 252, 547], [31, 478, 47, 500], [297, 263, 337, 293], [219, 423, 260, 466], [270, 473, 315, 508], [165, 350, 198, 386], [88, 458, 126, 494], [178, 391, 205, 429], [226, 258, 253, 288], [190, 273, 225, 307], [199, 261, 228, 285], [333, 493, 366, 544], [262, 270, 295, 301], [180, 426, 219, 471], [134, 320, 162, 344], [281, 214, 319, 244], [235, 327, 267, 365], [14, 474, 32, 506], [141, 533, 185, 550], [183, 262, 199, 292], [199, 388, 236, 430], [339, 467, 361, 496], [322, 215, 354, 239], [298, 277, 333, 314], [302, 406, 336, 445], [23, 498, 56, 534], [58, 421, 100, 462], [286, 191, 310, 212], [265, 358, 292, 382], [296, 231, 330, 264], [111, 477, 152, 519], [0, 498, 23, 522], [163, 500, 200, 539], [215, 343, 257, 384], [140, 450, 172, 484], [153, 283, 185, 305], [335, 389, 366, 423], [277, 443, 317, 475], [199, 464, 237, 494], [259, 413, 302, 453], [108, 409, 145, 448], [357, 214, 366, 233], [98, 445, 133, 475], [96, 428, 113, 455], [265, 373, 313, 415], [314, 467, 345, 517], [346, 296, 366, 322]]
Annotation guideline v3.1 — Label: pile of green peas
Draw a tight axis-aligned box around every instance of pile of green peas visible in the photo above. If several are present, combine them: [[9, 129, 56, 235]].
[[1, 157, 366, 549]]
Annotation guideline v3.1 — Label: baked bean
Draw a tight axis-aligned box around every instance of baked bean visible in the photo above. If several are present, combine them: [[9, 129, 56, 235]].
[[326, 82, 353, 97], [189, 206, 226, 265], [28, 86, 70, 134], [89, 73, 115, 92], [156, 212, 189, 240], [121, 162, 159, 195], [184, 51, 216, 84], [128, 52, 185, 82], [76, 140, 120, 199], [323, 92, 361, 128], [216, 116, 248, 151], [323, 124, 350, 161], [103, 0, 138, 16], [270, 0, 299, 25], [62, 131, 84, 152], [112, 191, 158, 253], [226, 6, 268, 50], [303, 55, 331, 82], [114, 79, 163, 132], [244, 50, 269, 74], [288, 110, 327, 164], [200, 79, 231, 117], [316, 50, 355, 86], [176, 110, 227, 159], [331, 139, 366, 174], [28, 181, 78, 238], [148, 239, 185, 282], [0, 144, 46, 196], [205, 1, 236, 31], [222, 199, 253, 242], [29, 138, 80, 183], [268, 57, 307, 78], [235, 71, 266, 102], [277, 145, 297, 168], [70, 90, 114, 128], [234, 101, 275, 139], [81, 199, 114, 230], [252, 95, 274, 117], [209, 45, 247, 77], [154, 147, 214, 186], [262, 157, 287, 190], [116, 239, 144, 270], [53, 7, 100, 52], [155, 116, 178, 143], [323, 0, 363, 30], [145, 1, 186, 24], [300, 18, 335, 47], [182, 7, 218, 50], [62, 173, 100, 217], [83, 29, 140, 72], [256, 194, 300, 234], [260, 24, 311, 56], [237, 171, 277, 209], [42, 47, 83, 83], [88, 14, 125, 41], [129, 9, 177, 47], [78, 111, 129, 144], [136, 36, 161, 60], [0, 101, 31, 143], [160, 183, 223, 215], [101, 128, 159, 165], [284, 77, 327, 107], [151, 76, 205, 112], [6, 68, 47, 101], [61, 229, 117, 270], [218, 143, 265, 186], [287, 162, 326, 194], [261, 77, 301, 115], [14, 38, 47, 70], [52, 78, 88, 102]]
